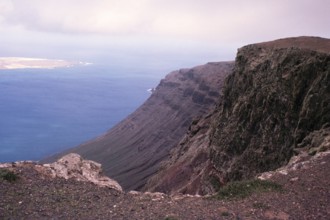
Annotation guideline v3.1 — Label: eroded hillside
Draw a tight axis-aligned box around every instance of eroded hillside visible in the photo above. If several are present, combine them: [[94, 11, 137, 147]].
[[45, 62, 233, 190], [145, 36, 330, 195]]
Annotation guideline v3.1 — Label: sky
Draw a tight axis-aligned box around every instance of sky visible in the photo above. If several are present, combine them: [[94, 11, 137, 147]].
[[0, 0, 329, 72]]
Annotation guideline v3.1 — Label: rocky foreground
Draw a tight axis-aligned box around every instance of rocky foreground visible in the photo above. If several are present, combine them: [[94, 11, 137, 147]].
[[1, 151, 329, 219]]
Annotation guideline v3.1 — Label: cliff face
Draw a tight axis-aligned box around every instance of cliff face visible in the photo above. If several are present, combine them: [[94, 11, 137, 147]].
[[210, 39, 330, 181], [45, 62, 233, 190], [145, 37, 330, 195]]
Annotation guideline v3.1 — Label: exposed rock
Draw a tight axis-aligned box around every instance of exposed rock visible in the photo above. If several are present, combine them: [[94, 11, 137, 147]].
[[44, 61, 233, 191], [210, 41, 330, 183], [43, 153, 122, 191], [144, 112, 216, 195], [209, 38, 329, 184], [1, 153, 122, 192], [259, 141, 330, 181], [298, 127, 330, 155], [145, 36, 330, 195]]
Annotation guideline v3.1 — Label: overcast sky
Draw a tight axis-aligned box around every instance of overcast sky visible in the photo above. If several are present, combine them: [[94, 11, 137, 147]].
[[0, 0, 329, 70]]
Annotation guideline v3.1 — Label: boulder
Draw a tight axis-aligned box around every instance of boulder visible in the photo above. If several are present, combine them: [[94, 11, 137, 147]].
[[40, 153, 122, 192]]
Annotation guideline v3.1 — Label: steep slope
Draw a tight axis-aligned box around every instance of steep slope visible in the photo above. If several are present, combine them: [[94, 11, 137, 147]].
[[210, 38, 330, 182], [45, 62, 233, 190], [145, 36, 330, 195]]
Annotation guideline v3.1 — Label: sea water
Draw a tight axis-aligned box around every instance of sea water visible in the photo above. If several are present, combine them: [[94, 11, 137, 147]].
[[0, 65, 160, 162]]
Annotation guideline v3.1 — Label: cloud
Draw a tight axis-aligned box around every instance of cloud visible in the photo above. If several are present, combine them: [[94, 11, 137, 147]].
[[0, 0, 268, 39], [0, 0, 151, 34], [1, 0, 328, 41], [0, 0, 329, 62]]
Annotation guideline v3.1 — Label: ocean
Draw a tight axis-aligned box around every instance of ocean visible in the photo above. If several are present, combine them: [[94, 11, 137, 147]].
[[0, 65, 160, 162]]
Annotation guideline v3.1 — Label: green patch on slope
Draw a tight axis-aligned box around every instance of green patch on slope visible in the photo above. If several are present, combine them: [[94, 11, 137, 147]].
[[0, 168, 19, 182], [215, 179, 282, 200]]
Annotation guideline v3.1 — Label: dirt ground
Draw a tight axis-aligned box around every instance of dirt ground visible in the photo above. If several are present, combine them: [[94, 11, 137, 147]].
[[1, 152, 329, 220]]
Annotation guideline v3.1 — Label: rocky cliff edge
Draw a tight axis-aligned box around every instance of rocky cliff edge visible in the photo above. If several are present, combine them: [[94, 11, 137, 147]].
[[145, 36, 330, 195]]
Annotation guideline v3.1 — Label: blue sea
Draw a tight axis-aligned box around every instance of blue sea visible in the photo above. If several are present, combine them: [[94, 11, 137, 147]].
[[0, 65, 160, 162]]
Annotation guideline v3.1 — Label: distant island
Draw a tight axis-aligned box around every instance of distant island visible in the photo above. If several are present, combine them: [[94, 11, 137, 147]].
[[0, 57, 91, 69]]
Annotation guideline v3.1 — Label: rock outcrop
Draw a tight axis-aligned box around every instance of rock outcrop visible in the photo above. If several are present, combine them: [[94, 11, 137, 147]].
[[258, 145, 330, 181], [44, 62, 233, 190], [1, 153, 122, 192], [210, 38, 330, 182], [145, 36, 330, 195], [43, 153, 123, 191]]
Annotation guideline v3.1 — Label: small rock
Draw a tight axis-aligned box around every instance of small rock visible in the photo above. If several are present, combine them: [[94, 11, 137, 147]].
[[290, 177, 299, 182], [264, 210, 290, 220], [128, 190, 141, 196]]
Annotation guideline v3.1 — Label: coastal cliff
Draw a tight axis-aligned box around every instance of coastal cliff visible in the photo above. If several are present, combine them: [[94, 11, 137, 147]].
[[2, 37, 330, 219], [45, 61, 233, 190], [145, 37, 330, 195]]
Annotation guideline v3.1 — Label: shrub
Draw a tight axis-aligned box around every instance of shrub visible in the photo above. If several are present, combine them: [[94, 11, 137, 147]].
[[209, 175, 221, 192], [221, 211, 230, 217], [164, 216, 178, 220], [0, 168, 19, 182], [215, 179, 282, 200]]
